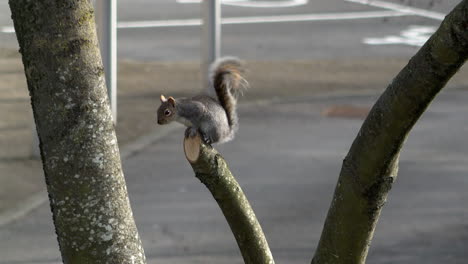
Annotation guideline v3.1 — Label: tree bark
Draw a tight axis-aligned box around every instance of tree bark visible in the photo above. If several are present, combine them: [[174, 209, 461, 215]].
[[9, 1, 146, 263], [184, 132, 275, 264], [312, 1, 468, 264]]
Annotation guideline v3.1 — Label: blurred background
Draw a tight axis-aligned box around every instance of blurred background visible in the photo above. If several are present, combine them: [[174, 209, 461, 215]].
[[1, 0, 468, 263]]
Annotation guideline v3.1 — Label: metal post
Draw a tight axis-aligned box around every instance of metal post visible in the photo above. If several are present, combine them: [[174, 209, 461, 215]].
[[96, 0, 117, 123], [201, 0, 221, 88]]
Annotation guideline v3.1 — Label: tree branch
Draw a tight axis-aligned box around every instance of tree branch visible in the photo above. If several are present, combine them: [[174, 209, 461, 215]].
[[184, 132, 275, 264], [312, 1, 468, 263]]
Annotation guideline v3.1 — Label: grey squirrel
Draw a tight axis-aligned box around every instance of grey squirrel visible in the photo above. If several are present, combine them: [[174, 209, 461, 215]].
[[156, 57, 248, 144]]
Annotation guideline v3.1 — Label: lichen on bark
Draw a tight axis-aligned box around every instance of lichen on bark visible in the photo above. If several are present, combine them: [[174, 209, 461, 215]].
[[312, 1, 468, 263], [9, 1, 146, 263]]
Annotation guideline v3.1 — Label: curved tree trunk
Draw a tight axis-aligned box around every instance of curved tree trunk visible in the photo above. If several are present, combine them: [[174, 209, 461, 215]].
[[184, 132, 275, 264], [312, 1, 468, 263], [9, 1, 146, 263]]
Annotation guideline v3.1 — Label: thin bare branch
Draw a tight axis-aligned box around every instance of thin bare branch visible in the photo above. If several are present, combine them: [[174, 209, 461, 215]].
[[184, 132, 275, 264]]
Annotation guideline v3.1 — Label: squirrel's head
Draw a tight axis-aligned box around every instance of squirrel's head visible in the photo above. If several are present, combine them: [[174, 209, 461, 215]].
[[157, 94, 176, 125]]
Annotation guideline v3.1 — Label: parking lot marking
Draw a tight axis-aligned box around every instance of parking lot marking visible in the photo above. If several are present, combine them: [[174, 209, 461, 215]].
[[117, 19, 200, 29], [363, 25, 436, 47], [2, 10, 410, 33], [1, 8, 413, 34], [177, 0, 308, 8], [117, 11, 407, 29], [345, 0, 445, 21], [0, 26, 14, 33]]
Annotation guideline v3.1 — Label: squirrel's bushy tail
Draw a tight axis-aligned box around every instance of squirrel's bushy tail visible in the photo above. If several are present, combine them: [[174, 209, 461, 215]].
[[209, 57, 248, 132]]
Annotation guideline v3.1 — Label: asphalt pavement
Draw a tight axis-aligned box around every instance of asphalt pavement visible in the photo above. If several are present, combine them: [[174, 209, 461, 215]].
[[1, 0, 468, 263], [0, 0, 462, 61], [2, 90, 468, 264]]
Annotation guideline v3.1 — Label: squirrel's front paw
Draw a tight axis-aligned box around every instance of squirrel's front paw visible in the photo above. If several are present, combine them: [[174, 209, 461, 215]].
[[202, 135, 212, 145], [200, 133, 214, 147], [185, 127, 198, 138]]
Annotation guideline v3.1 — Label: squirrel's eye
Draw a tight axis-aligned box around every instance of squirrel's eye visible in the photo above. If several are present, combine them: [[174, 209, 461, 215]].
[[164, 109, 171, 116]]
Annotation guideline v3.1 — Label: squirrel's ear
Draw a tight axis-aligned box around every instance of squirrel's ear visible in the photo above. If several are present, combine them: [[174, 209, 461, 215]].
[[168, 97, 176, 107], [160, 94, 167, 102]]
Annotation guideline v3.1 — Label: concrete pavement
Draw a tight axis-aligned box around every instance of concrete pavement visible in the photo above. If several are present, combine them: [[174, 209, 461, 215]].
[[1, 50, 468, 263], [1, 0, 467, 262], [2, 88, 468, 263], [1, 0, 460, 61], [2, 53, 421, 221]]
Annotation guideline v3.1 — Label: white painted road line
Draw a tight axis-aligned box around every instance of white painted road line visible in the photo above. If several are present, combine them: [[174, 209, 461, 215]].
[[0, 26, 14, 33], [223, 0, 308, 8], [117, 11, 408, 29], [363, 25, 436, 47], [118, 19, 201, 29], [1, 11, 410, 33], [345, 0, 445, 21], [177, 0, 309, 8]]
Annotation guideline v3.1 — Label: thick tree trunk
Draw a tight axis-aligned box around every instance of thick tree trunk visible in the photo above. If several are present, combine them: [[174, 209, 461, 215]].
[[9, 1, 146, 263], [184, 132, 275, 264], [312, 1, 468, 264]]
